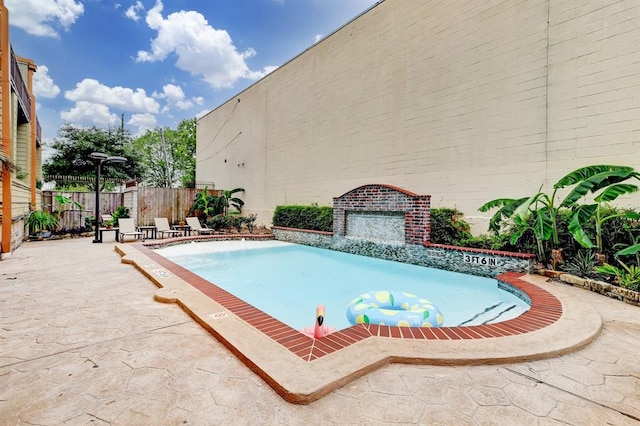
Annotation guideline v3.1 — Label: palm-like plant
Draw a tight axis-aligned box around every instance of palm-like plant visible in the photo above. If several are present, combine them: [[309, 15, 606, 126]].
[[188, 186, 219, 220], [564, 166, 640, 255], [188, 187, 245, 220], [25, 210, 59, 235], [479, 165, 639, 264], [220, 188, 245, 215]]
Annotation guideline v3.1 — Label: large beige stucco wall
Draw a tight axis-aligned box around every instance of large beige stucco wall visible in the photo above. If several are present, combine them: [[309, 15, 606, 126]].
[[196, 0, 640, 232]]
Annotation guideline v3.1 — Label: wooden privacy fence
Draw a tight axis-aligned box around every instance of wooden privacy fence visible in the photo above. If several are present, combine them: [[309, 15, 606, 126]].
[[42, 191, 123, 231], [43, 187, 222, 230], [136, 187, 221, 226]]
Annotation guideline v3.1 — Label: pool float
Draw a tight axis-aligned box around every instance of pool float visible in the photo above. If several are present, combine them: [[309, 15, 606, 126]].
[[300, 304, 336, 339], [346, 290, 444, 327]]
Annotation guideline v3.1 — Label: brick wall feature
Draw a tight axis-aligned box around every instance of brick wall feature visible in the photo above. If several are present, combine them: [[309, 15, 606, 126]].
[[332, 184, 430, 245]]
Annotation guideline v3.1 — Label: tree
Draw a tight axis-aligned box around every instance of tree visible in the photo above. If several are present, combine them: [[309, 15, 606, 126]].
[[176, 118, 196, 188], [43, 124, 143, 188], [133, 118, 196, 188]]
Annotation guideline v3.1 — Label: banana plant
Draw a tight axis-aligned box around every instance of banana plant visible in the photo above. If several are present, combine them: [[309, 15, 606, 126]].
[[479, 165, 639, 263], [616, 243, 640, 265], [188, 186, 219, 219], [220, 187, 245, 215], [564, 166, 640, 254]]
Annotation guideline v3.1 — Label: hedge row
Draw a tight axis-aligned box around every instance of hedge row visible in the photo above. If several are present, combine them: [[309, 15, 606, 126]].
[[272, 205, 333, 232]]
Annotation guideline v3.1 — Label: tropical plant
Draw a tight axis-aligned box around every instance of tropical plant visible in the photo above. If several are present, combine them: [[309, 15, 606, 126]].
[[595, 260, 640, 291], [566, 166, 640, 255], [25, 210, 60, 235], [220, 188, 245, 215], [479, 193, 555, 262], [479, 165, 640, 263], [54, 194, 82, 211], [188, 186, 222, 220], [562, 250, 602, 280], [51, 194, 83, 230], [111, 205, 130, 225], [616, 239, 640, 266]]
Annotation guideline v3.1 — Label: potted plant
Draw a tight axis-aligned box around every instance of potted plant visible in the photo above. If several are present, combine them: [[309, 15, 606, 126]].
[[25, 210, 59, 239], [103, 219, 114, 229]]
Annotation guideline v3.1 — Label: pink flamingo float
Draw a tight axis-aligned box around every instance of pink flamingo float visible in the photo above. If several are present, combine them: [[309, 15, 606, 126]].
[[300, 304, 336, 339]]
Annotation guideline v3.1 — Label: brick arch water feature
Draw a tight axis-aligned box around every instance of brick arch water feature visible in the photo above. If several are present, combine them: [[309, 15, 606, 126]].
[[332, 184, 431, 245]]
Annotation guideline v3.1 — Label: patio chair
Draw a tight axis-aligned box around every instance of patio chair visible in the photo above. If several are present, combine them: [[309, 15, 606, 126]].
[[154, 217, 182, 238], [186, 217, 217, 235], [118, 218, 145, 243]]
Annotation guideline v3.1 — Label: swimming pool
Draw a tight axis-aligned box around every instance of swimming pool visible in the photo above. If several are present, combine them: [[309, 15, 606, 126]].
[[155, 240, 529, 331]]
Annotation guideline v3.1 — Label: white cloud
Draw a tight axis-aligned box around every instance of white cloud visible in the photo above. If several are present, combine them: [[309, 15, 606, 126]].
[[125, 1, 144, 21], [5, 0, 84, 38], [60, 101, 118, 126], [33, 65, 60, 98], [314, 34, 323, 43], [153, 84, 204, 111], [128, 113, 158, 136], [195, 109, 210, 119], [263, 65, 278, 75], [135, 0, 275, 89], [65, 78, 160, 114]]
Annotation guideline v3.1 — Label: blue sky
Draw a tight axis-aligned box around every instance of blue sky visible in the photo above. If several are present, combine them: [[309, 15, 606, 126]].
[[6, 0, 378, 157]]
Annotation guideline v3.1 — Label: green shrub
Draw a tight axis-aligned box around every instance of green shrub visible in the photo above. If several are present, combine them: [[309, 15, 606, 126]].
[[25, 210, 59, 235], [112, 205, 130, 225], [85, 215, 96, 230], [461, 233, 511, 251], [272, 205, 333, 232], [429, 208, 472, 246], [244, 213, 257, 233], [206, 214, 231, 231]]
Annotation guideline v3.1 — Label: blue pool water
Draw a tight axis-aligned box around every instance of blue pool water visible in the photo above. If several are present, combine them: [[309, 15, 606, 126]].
[[156, 240, 529, 331]]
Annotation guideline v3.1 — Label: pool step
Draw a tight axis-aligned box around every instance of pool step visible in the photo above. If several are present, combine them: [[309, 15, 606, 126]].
[[457, 303, 518, 326], [480, 304, 517, 325]]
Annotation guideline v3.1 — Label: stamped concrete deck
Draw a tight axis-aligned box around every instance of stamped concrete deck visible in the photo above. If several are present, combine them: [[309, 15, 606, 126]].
[[1, 237, 639, 425]]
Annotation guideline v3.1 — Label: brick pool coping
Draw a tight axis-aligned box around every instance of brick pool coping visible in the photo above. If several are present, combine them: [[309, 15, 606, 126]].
[[135, 236, 560, 358]]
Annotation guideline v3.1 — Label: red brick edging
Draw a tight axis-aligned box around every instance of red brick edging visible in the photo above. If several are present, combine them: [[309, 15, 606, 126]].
[[139, 245, 562, 362]]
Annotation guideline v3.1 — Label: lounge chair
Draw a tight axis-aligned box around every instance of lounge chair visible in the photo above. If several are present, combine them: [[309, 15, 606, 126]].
[[186, 217, 216, 235], [118, 218, 145, 242], [154, 217, 182, 238]]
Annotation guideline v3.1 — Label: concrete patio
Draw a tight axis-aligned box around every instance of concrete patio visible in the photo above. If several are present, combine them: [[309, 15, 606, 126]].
[[1, 237, 639, 425]]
